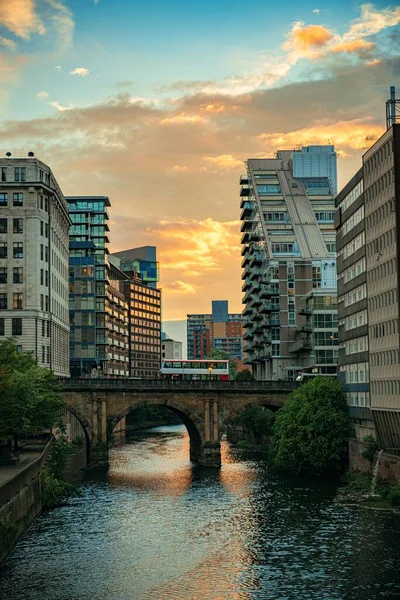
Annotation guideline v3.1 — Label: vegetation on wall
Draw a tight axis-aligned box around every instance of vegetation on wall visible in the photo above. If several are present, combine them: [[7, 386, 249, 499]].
[[227, 405, 275, 445], [42, 435, 80, 508], [271, 377, 352, 474]]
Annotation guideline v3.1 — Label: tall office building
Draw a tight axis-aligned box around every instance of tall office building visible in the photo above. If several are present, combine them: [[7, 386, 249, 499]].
[[110, 251, 162, 378], [68, 196, 129, 378], [336, 117, 400, 448], [0, 154, 70, 376], [187, 300, 243, 360], [241, 149, 338, 380]]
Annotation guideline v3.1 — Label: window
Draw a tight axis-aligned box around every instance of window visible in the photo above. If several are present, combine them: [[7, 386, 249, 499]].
[[0, 293, 7, 309], [40, 269, 44, 285], [45, 223, 48, 238], [13, 193, 23, 207], [0, 268, 7, 284], [40, 221, 43, 236], [40, 244, 44, 261], [21, 167, 26, 182], [0, 193, 7, 207], [13, 293, 23, 309], [12, 318, 22, 335], [13, 218, 23, 234], [13, 243, 23, 259], [0, 318, 4, 335], [0, 219, 7, 233], [271, 243, 295, 253], [257, 184, 282, 195], [40, 294, 44, 310], [0, 243, 7, 258], [1, 167, 6, 182], [14, 167, 20, 182], [312, 266, 322, 288]]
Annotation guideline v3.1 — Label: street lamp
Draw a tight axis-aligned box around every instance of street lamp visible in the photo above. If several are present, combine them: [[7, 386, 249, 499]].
[[208, 364, 213, 379]]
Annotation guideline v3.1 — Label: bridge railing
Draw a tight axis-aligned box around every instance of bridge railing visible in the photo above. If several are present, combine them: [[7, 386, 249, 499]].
[[59, 378, 299, 392]]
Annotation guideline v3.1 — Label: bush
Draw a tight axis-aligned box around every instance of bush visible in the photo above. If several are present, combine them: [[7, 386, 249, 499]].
[[387, 486, 400, 507], [42, 471, 78, 508], [361, 435, 378, 462], [229, 405, 275, 443], [272, 377, 351, 474]]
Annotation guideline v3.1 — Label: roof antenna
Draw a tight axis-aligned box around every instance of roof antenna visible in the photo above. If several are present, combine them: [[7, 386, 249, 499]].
[[386, 86, 399, 130]]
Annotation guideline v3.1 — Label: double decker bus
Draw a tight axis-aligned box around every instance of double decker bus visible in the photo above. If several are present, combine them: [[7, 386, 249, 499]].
[[160, 359, 229, 380]]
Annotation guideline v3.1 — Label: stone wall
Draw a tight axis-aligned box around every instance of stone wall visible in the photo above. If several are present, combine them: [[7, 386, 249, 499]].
[[0, 439, 53, 564], [349, 438, 400, 484]]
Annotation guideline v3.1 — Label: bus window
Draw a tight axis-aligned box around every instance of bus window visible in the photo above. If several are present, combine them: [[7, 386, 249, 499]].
[[173, 362, 182, 369], [182, 362, 191, 369], [163, 361, 172, 369]]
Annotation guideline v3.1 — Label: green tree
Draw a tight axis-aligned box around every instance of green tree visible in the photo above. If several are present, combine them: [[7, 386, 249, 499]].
[[228, 404, 275, 444], [271, 377, 351, 474], [0, 339, 65, 450], [206, 348, 237, 380], [235, 369, 253, 381]]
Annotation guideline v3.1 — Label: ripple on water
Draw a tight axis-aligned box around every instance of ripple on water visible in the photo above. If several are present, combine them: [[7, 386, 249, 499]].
[[1, 425, 400, 600]]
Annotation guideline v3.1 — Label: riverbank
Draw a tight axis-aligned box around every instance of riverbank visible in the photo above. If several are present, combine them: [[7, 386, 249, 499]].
[[335, 471, 400, 510]]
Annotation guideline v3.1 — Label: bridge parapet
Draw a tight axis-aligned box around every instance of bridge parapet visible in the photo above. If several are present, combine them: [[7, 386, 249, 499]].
[[60, 378, 299, 393]]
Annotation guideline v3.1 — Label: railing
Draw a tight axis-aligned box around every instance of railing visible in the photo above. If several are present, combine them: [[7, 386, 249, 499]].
[[60, 378, 299, 392]]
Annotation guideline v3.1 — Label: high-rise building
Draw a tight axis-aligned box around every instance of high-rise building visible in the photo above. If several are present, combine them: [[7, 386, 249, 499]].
[[68, 196, 129, 378], [293, 145, 338, 195], [0, 154, 70, 376], [110, 251, 162, 378], [336, 119, 400, 448], [187, 300, 243, 360], [162, 332, 183, 359], [241, 149, 338, 380]]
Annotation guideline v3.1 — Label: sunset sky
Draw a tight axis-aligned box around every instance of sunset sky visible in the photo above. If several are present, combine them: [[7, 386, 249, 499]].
[[0, 1, 399, 325]]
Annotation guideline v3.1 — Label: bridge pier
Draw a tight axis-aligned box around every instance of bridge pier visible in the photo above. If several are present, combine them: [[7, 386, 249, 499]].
[[89, 398, 110, 468], [191, 399, 221, 467]]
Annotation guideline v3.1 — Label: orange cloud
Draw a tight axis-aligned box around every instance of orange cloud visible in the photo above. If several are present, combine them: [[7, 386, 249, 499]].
[[290, 24, 333, 50], [202, 154, 243, 171], [0, 0, 45, 39], [170, 164, 187, 173], [331, 39, 375, 54], [160, 113, 206, 125], [163, 281, 199, 294]]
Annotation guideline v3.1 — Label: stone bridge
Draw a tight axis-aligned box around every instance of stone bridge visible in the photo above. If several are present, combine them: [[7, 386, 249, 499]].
[[61, 379, 299, 467]]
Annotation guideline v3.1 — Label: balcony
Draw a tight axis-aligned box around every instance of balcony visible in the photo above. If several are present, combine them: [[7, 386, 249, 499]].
[[249, 252, 262, 267], [297, 324, 312, 334], [240, 201, 253, 219], [250, 268, 261, 281], [241, 279, 251, 292], [289, 337, 312, 353], [240, 219, 253, 232], [240, 175, 249, 185], [261, 284, 279, 297], [241, 231, 251, 244], [241, 253, 251, 268], [261, 302, 280, 313], [240, 185, 250, 197], [298, 307, 312, 316]]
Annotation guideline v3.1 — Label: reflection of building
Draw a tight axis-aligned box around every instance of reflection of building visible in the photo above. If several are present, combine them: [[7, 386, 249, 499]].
[[187, 300, 243, 360], [240, 149, 338, 380], [110, 252, 162, 379], [162, 332, 182, 359], [0, 154, 70, 376], [68, 196, 129, 378], [336, 116, 400, 447]]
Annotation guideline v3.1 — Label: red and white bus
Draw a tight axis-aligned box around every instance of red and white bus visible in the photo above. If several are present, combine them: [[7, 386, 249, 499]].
[[160, 359, 229, 380]]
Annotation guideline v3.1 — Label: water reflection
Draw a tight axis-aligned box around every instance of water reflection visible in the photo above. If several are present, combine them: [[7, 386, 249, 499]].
[[1, 425, 400, 600]]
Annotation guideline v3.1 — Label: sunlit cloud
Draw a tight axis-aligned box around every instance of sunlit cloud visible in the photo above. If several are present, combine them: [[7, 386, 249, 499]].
[[54, 65, 62, 71], [0, 0, 45, 40], [163, 281, 199, 294], [36, 90, 49, 98], [48, 100, 73, 111], [0, 36, 17, 51], [331, 39, 375, 54], [160, 112, 206, 125], [170, 165, 187, 172], [69, 67, 90, 77], [44, 0, 74, 49], [202, 155, 243, 171]]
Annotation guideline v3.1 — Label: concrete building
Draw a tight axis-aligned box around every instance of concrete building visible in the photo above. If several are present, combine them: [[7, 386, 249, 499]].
[[68, 196, 129, 378], [0, 153, 70, 376], [187, 300, 243, 360], [335, 168, 373, 439], [336, 120, 400, 448], [110, 252, 162, 379], [162, 332, 182, 359], [240, 149, 338, 380]]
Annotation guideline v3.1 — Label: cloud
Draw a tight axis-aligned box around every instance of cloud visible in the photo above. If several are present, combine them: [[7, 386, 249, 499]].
[[0, 0, 45, 40], [202, 155, 243, 171], [48, 100, 73, 111], [0, 36, 17, 50], [163, 281, 199, 294], [69, 67, 90, 77], [160, 112, 206, 125], [170, 165, 187, 172], [44, 0, 74, 49], [313, 8, 320, 14], [288, 23, 333, 51], [331, 39, 375, 54], [54, 65, 62, 71], [36, 90, 49, 98]]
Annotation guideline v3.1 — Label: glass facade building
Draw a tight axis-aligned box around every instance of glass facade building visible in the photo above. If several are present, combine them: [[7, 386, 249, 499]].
[[293, 145, 338, 195]]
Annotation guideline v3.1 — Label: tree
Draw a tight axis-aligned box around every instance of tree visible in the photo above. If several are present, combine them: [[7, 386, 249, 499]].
[[0, 339, 65, 450], [235, 369, 253, 381], [206, 348, 237, 380], [271, 377, 351, 474]]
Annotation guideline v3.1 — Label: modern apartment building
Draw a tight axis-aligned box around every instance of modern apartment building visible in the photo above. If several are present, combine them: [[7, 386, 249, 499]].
[[336, 120, 400, 448], [113, 246, 159, 289], [0, 154, 70, 376], [161, 332, 183, 359], [293, 145, 338, 195], [187, 300, 243, 360], [68, 196, 129, 378], [335, 168, 373, 439], [110, 252, 162, 379], [241, 147, 338, 380]]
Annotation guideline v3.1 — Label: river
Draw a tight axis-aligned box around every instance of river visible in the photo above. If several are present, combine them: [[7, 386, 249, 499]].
[[1, 425, 400, 600]]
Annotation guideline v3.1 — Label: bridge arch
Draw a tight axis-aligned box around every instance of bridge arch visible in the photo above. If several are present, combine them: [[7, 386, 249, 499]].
[[108, 399, 205, 463], [66, 406, 92, 463]]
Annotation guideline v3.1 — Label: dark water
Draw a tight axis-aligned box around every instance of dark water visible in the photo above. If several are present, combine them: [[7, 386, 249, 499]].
[[1, 425, 400, 600]]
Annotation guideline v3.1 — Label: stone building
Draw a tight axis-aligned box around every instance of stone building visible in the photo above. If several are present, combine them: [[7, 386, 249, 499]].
[[0, 153, 70, 376]]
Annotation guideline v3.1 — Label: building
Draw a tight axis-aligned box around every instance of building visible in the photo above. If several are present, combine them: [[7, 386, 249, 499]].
[[293, 145, 338, 195], [68, 196, 129, 378], [0, 153, 70, 376], [187, 300, 243, 360], [110, 252, 162, 379], [336, 116, 400, 448], [161, 332, 182, 360], [335, 168, 372, 439], [113, 246, 159, 289], [240, 149, 338, 380]]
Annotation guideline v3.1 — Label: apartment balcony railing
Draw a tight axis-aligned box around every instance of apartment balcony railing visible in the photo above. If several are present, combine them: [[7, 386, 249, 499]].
[[289, 337, 312, 353], [297, 324, 312, 334], [260, 285, 280, 297]]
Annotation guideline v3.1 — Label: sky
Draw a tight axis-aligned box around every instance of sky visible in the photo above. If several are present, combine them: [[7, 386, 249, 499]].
[[0, 0, 399, 331]]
